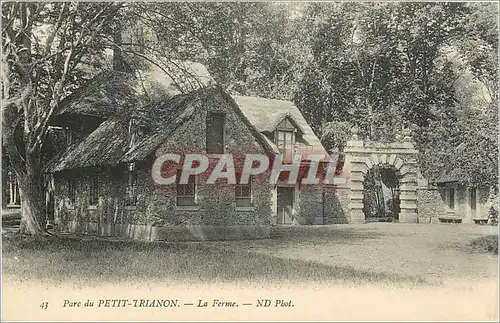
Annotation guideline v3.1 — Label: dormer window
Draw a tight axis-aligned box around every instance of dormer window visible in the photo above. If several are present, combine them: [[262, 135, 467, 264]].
[[276, 130, 294, 153], [275, 117, 298, 154]]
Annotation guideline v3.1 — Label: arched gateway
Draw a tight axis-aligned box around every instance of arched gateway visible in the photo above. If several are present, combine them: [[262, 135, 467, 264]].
[[337, 128, 419, 223]]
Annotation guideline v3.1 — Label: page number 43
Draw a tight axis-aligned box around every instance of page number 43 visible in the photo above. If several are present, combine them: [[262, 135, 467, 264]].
[[40, 302, 48, 310]]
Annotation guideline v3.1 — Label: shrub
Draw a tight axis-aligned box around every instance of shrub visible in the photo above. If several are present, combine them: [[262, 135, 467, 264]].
[[488, 206, 498, 226], [471, 235, 498, 255]]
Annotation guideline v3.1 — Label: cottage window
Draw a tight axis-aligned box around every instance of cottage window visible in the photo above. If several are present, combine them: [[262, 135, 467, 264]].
[[176, 173, 196, 206], [68, 178, 76, 205], [206, 112, 225, 154], [89, 175, 99, 206], [235, 179, 252, 207], [126, 163, 138, 206]]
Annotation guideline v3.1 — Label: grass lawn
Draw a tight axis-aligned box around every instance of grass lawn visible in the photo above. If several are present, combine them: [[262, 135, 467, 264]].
[[2, 223, 498, 321]]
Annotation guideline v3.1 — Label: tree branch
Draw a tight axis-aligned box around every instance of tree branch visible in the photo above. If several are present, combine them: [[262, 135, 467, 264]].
[[44, 2, 68, 55]]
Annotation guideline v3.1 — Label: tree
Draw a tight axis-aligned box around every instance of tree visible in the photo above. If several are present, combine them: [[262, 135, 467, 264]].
[[2, 2, 125, 235], [294, 2, 470, 140], [417, 2, 498, 188], [131, 2, 309, 99], [293, 2, 497, 213]]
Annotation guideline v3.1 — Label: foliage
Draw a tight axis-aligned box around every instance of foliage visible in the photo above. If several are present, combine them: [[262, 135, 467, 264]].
[[294, 2, 469, 139], [293, 2, 497, 187], [321, 121, 352, 151], [2, 2, 125, 234], [471, 235, 498, 255], [1, 2, 498, 234], [130, 2, 310, 99], [488, 206, 498, 226]]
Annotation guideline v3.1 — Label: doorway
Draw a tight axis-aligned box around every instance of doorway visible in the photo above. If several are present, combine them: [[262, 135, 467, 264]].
[[362, 166, 400, 222], [277, 187, 294, 224]]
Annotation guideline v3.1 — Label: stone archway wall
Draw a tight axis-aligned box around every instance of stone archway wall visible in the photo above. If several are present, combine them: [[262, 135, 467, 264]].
[[337, 131, 419, 223]]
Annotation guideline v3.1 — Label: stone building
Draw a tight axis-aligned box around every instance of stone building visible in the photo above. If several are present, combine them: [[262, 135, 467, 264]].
[[44, 75, 342, 241], [336, 129, 496, 225], [5, 66, 495, 238], [417, 169, 494, 224]]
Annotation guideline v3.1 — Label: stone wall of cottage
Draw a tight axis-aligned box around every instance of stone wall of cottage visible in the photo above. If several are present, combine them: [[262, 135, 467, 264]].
[[144, 180, 272, 226], [453, 185, 491, 221], [324, 186, 350, 224], [54, 92, 274, 241], [143, 92, 273, 234], [54, 167, 129, 234], [296, 185, 323, 225]]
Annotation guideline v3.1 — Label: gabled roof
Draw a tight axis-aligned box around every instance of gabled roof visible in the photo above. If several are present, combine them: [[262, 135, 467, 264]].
[[120, 88, 275, 163], [46, 87, 276, 172], [273, 113, 305, 134], [232, 95, 327, 157]]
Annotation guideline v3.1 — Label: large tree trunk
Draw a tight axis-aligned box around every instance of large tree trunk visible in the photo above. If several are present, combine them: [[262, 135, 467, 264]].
[[17, 160, 49, 236], [3, 109, 50, 236]]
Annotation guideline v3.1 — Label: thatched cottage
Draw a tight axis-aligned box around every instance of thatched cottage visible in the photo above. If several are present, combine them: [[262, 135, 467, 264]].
[[43, 70, 344, 241]]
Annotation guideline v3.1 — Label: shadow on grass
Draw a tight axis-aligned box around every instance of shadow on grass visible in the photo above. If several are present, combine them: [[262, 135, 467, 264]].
[[2, 233, 431, 289], [271, 225, 384, 240]]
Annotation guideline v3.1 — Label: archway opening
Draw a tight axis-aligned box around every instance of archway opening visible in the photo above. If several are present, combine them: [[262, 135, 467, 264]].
[[362, 165, 400, 222]]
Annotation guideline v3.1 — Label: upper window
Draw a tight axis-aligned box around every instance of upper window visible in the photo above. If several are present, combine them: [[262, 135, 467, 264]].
[[89, 175, 99, 206], [65, 127, 73, 146], [275, 117, 297, 154], [206, 112, 225, 154], [276, 130, 295, 153], [176, 172, 196, 206]]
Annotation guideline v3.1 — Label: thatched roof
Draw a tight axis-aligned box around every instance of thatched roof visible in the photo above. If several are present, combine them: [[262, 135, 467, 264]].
[[57, 71, 140, 118], [46, 87, 276, 172], [55, 60, 214, 120], [120, 88, 276, 163], [45, 119, 130, 172], [119, 93, 196, 162], [232, 96, 327, 157]]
